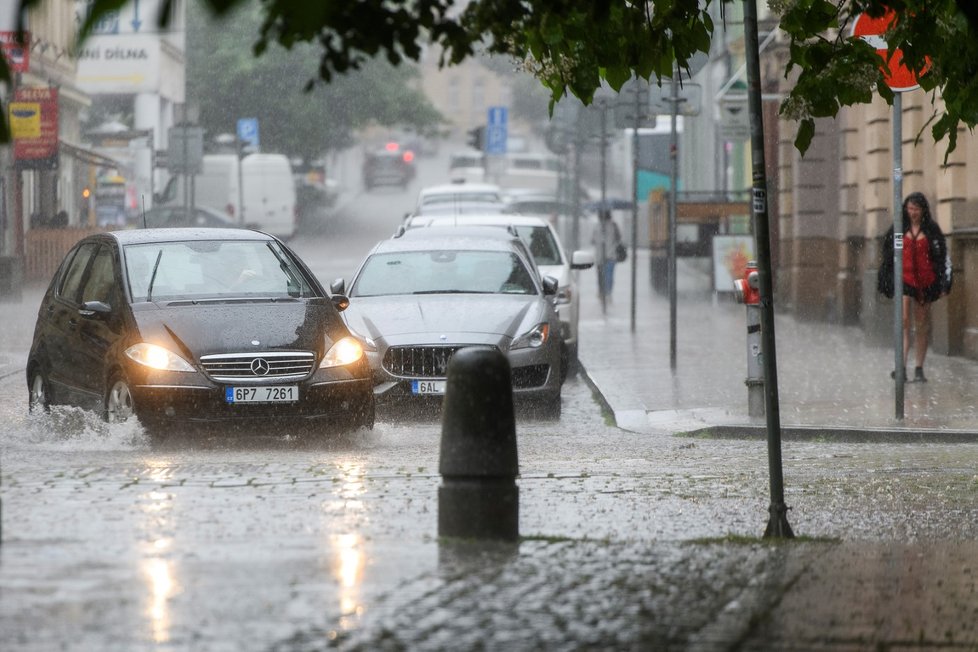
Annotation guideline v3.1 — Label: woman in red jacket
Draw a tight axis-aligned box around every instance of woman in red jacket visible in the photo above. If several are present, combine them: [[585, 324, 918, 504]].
[[877, 192, 952, 382]]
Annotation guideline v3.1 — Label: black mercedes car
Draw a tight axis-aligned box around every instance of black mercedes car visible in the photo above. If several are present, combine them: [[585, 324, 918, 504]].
[[26, 228, 374, 435]]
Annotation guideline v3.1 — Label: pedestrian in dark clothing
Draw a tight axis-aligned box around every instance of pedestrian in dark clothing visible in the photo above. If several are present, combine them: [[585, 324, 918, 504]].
[[877, 192, 952, 382]]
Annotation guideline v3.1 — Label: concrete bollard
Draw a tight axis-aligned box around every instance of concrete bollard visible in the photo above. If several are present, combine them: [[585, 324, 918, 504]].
[[438, 346, 519, 541]]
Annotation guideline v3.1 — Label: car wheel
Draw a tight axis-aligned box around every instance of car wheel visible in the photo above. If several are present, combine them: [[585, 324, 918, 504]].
[[105, 375, 136, 423], [28, 367, 50, 414], [355, 396, 375, 430]]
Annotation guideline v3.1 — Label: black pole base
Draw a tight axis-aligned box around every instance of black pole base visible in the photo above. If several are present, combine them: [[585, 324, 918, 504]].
[[763, 501, 795, 539], [439, 478, 519, 542]]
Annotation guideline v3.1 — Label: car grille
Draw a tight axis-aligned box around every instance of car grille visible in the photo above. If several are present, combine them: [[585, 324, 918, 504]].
[[199, 351, 315, 382], [384, 345, 504, 379]]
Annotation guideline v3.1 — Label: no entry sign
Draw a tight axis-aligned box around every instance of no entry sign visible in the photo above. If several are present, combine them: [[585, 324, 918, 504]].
[[852, 9, 926, 92]]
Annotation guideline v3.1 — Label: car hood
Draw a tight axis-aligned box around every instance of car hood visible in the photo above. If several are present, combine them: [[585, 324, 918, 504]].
[[343, 294, 545, 345], [131, 299, 343, 358]]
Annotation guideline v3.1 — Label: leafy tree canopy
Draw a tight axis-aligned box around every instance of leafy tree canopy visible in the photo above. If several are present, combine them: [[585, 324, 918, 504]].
[[5, 0, 978, 156], [186, 1, 443, 159]]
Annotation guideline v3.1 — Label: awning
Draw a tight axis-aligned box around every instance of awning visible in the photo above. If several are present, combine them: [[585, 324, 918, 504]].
[[59, 140, 121, 168]]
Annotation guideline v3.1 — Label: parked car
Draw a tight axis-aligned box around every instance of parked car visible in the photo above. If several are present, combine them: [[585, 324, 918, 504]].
[[448, 149, 486, 184], [403, 214, 594, 370], [130, 205, 239, 229], [331, 226, 564, 417], [362, 146, 416, 190], [26, 228, 374, 435], [414, 182, 504, 214]]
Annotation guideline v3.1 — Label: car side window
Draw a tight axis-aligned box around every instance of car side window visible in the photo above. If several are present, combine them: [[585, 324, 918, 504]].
[[57, 242, 98, 304], [80, 245, 119, 306]]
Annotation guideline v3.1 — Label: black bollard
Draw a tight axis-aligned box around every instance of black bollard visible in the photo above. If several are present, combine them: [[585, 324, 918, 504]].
[[438, 346, 519, 541]]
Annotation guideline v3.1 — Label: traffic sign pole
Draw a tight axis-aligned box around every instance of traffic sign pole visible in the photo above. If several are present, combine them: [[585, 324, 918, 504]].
[[852, 9, 925, 418], [893, 94, 904, 418]]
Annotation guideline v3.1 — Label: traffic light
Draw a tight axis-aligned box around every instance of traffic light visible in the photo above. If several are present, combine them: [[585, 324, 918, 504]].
[[466, 126, 485, 151]]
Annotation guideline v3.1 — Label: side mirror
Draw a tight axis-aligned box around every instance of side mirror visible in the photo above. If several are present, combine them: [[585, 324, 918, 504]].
[[330, 294, 350, 312], [329, 278, 346, 295], [571, 250, 595, 270], [79, 300, 112, 319], [542, 275, 559, 296]]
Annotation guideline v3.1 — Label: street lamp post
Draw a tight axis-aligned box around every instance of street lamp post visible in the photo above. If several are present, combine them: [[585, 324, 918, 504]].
[[744, 0, 794, 538]]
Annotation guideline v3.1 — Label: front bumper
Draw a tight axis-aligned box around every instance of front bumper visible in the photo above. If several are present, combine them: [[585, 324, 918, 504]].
[[131, 378, 374, 423], [368, 346, 559, 403]]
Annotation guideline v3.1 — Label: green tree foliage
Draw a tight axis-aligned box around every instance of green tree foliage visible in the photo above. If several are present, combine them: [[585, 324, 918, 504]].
[[6, 0, 978, 157], [185, 1, 442, 158]]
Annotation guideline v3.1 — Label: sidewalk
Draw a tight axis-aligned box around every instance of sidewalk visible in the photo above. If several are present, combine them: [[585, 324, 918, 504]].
[[577, 248, 978, 440]]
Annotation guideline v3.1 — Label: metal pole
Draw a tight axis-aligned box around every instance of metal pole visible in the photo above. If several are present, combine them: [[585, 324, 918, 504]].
[[600, 101, 607, 205], [571, 141, 581, 252], [744, 0, 793, 539], [237, 135, 246, 225], [182, 127, 189, 219], [668, 76, 678, 370], [892, 93, 904, 418], [630, 84, 640, 332]]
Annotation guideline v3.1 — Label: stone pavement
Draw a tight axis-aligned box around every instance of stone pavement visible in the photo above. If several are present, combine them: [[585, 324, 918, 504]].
[[4, 249, 978, 651], [577, 248, 978, 440]]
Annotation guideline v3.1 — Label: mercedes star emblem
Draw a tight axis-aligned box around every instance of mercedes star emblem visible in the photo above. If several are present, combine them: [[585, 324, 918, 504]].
[[251, 358, 270, 375]]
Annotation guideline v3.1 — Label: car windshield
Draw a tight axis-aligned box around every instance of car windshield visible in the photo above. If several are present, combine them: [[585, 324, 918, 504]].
[[421, 192, 501, 206], [351, 250, 537, 298], [124, 239, 316, 302]]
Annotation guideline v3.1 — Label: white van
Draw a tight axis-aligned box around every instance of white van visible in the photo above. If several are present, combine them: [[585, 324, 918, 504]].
[[159, 153, 297, 239], [240, 153, 297, 239]]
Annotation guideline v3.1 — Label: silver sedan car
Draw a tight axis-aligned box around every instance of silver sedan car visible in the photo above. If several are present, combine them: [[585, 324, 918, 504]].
[[331, 226, 564, 417]]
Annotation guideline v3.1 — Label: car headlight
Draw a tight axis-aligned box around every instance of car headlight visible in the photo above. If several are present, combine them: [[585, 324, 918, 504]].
[[125, 343, 195, 372], [347, 330, 378, 352], [511, 323, 550, 350], [320, 336, 365, 368], [556, 285, 572, 305]]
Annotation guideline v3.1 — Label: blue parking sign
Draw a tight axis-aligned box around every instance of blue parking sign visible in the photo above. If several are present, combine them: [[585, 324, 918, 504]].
[[236, 118, 259, 150], [486, 106, 508, 155]]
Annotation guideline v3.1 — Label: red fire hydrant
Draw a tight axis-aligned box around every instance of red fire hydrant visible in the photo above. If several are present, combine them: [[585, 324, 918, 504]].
[[733, 261, 764, 417]]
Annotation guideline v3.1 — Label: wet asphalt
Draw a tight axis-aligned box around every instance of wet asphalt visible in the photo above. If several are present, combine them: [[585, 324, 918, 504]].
[[2, 245, 978, 650]]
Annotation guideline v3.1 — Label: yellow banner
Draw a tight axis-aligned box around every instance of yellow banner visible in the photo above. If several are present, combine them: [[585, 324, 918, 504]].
[[9, 102, 41, 139]]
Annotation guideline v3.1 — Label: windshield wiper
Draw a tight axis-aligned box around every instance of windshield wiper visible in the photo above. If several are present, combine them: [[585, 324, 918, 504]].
[[146, 249, 163, 302]]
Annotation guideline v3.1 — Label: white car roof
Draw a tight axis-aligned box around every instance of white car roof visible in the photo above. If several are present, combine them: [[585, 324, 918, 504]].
[[406, 214, 552, 230], [418, 182, 502, 199]]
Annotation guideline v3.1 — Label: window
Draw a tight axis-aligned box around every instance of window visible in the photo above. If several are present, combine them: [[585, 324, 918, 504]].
[[125, 240, 314, 302], [351, 250, 537, 297], [80, 245, 119, 305], [58, 242, 98, 304], [515, 226, 563, 266]]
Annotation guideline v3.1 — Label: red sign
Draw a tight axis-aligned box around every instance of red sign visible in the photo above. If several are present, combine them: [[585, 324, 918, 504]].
[[14, 86, 59, 169], [0, 31, 30, 73], [851, 10, 927, 92]]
